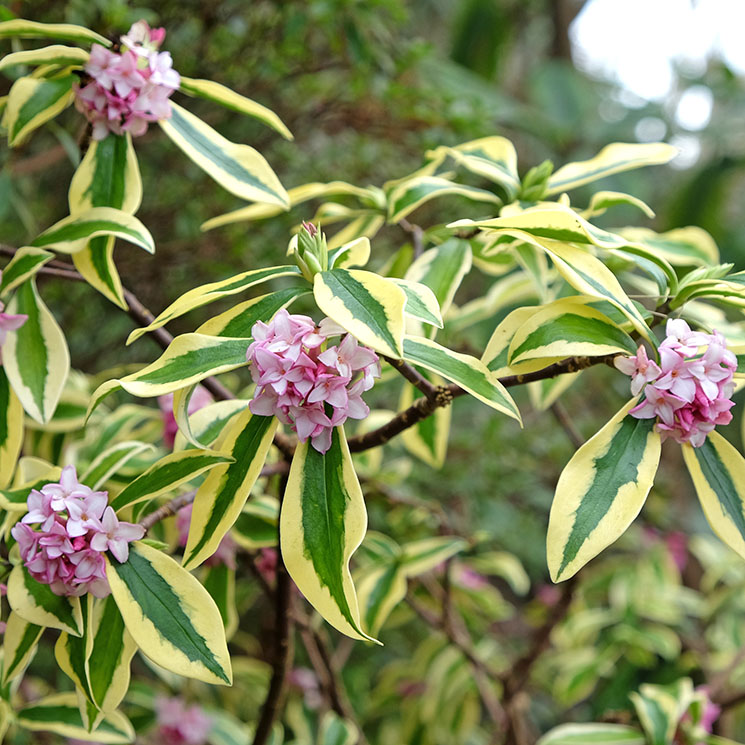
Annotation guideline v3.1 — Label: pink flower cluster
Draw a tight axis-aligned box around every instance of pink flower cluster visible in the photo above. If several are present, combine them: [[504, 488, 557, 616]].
[[155, 696, 212, 745], [616, 319, 736, 447], [74, 20, 179, 140], [10, 466, 144, 598], [247, 310, 380, 453]]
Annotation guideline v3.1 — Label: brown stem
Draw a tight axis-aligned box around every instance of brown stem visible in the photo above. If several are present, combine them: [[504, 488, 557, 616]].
[[383, 355, 439, 400], [550, 401, 585, 449], [347, 355, 618, 453], [399, 218, 425, 258], [252, 474, 293, 745]]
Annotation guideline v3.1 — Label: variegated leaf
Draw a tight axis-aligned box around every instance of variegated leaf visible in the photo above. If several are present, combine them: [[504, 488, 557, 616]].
[[281, 427, 376, 642], [404, 238, 472, 317], [30, 207, 154, 255], [110, 448, 234, 512], [1, 611, 43, 685], [386, 175, 501, 223], [426, 136, 520, 199], [159, 102, 289, 207], [4, 74, 75, 146], [3, 279, 70, 424], [617, 226, 719, 266], [536, 723, 646, 745], [0, 247, 54, 297], [68, 133, 142, 308], [178, 77, 293, 139], [400, 376, 450, 468], [545, 142, 677, 195], [183, 409, 277, 569], [127, 265, 300, 344], [7, 564, 83, 635], [582, 190, 655, 219], [682, 432, 745, 562], [105, 541, 232, 684], [313, 269, 406, 357], [390, 278, 443, 328], [402, 336, 521, 422], [203, 564, 238, 639], [0, 44, 89, 72], [508, 297, 637, 365], [547, 400, 661, 582], [80, 441, 156, 490], [0, 19, 110, 45], [0, 367, 23, 488], [17, 692, 134, 744]]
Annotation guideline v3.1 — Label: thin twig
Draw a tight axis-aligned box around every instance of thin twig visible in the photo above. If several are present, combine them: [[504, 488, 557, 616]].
[[139, 491, 195, 531], [549, 401, 584, 449], [399, 218, 425, 258]]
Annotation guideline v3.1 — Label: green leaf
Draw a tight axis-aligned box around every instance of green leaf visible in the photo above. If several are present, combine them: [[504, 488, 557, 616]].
[[356, 563, 407, 637], [386, 175, 501, 223], [203, 564, 238, 639], [507, 297, 637, 365], [314, 269, 406, 357], [127, 265, 300, 344], [4, 74, 75, 146], [536, 723, 646, 745], [404, 238, 472, 317], [0, 246, 54, 297], [682, 432, 745, 562], [110, 448, 234, 512], [402, 336, 521, 422], [159, 102, 289, 207], [17, 692, 134, 744], [318, 711, 359, 745], [183, 410, 277, 569], [232, 496, 279, 550], [545, 142, 677, 195], [105, 542, 232, 685], [1, 611, 43, 685], [0, 366, 23, 488], [7, 564, 83, 635], [0, 19, 110, 45], [178, 77, 293, 140], [68, 133, 142, 308], [0, 44, 89, 72], [30, 206, 154, 255], [3, 279, 70, 424], [281, 427, 377, 642], [547, 400, 661, 582]]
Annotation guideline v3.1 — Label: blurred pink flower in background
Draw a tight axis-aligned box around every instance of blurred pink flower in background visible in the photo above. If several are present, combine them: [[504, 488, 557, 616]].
[[155, 696, 212, 745], [158, 385, 213, 448]]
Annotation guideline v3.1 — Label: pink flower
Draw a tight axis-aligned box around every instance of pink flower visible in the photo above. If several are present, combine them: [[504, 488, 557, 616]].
[[618, 320, 737, 447], [246, 310, 380, 454], [89, 507, 144, 563], [121, 20, 167, 57], [11, 467, 143, 597], [155, 696, 212, 745]]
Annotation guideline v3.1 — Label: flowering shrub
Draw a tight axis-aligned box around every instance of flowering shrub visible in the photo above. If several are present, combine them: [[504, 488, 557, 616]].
[[4, 12, 745, 745]]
